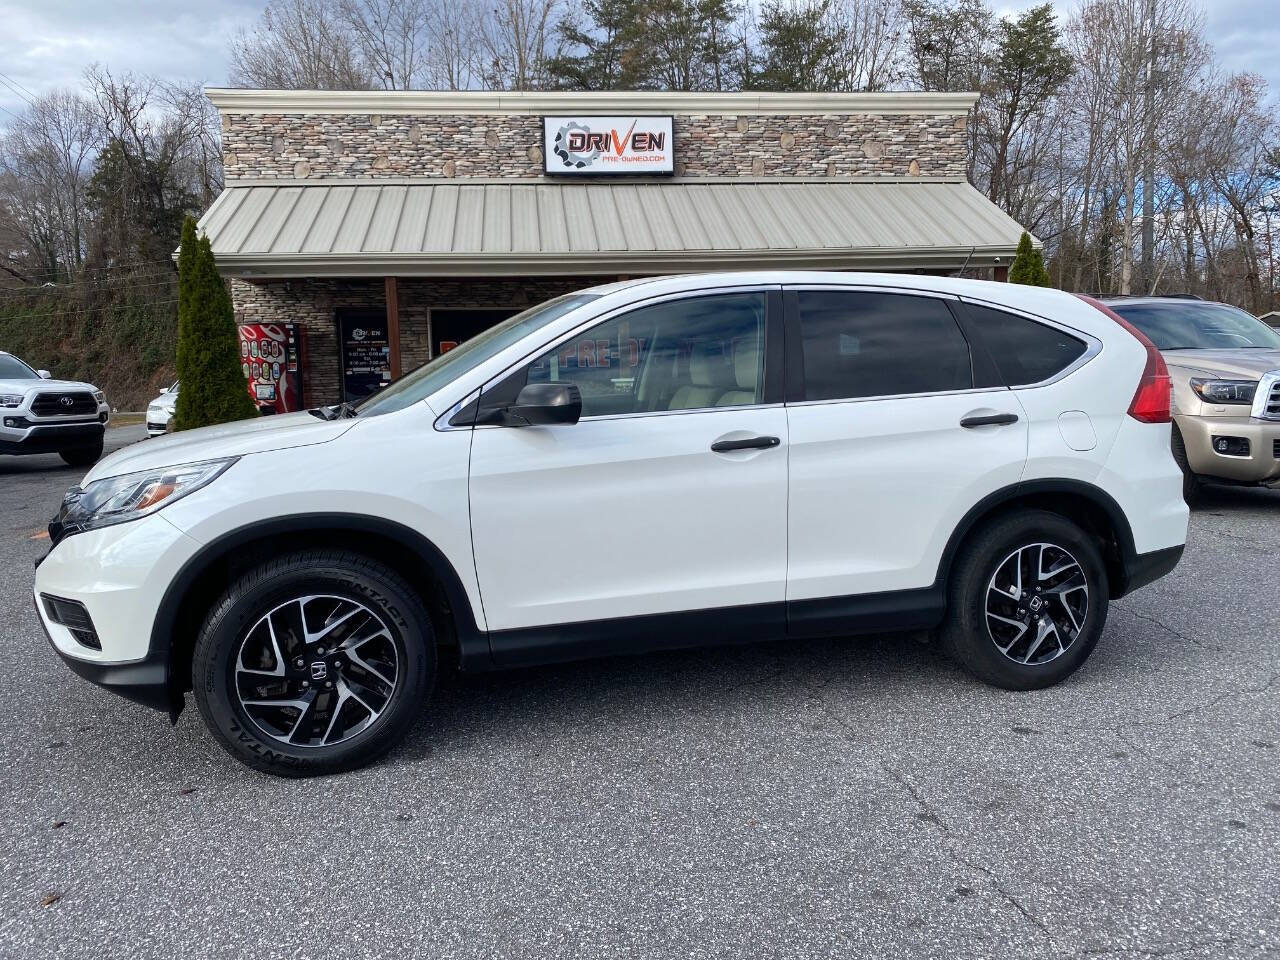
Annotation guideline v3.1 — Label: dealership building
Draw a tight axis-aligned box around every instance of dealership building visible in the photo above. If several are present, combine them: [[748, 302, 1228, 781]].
[[200, 88, 1030, 407]]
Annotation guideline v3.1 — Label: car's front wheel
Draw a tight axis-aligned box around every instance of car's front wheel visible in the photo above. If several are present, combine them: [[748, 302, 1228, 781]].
[[193, 550, 435, 776], [941, 509, 1109, 690]]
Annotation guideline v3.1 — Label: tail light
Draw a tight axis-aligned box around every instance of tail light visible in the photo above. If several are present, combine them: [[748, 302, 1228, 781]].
[[1074, 294, 1172, 424]]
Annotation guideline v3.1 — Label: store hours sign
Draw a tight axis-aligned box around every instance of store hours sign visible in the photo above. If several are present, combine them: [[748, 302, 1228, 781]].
[[543, 116, 675, 175]]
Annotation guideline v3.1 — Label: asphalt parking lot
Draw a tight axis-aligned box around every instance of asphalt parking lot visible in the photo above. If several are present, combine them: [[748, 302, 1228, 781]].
[[1, 423, 1277, 959]]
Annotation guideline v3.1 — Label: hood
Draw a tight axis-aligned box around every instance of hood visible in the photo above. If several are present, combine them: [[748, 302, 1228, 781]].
[[84, 411, 358, 484], [0, 377, 98, 395], [1163, 349, 1280, 380]]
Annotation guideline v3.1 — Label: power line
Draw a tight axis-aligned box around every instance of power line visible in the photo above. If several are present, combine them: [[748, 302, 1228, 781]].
[[0, 75, 34, 110], [0, 70, 38, 104], [0, 278, 179, 300], [0, 297, 179, 323]]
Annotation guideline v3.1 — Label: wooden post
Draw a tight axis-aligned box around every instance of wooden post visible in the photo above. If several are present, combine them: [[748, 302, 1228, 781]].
[[993, 265, 1009, 283], [385, 277, 402, 379]]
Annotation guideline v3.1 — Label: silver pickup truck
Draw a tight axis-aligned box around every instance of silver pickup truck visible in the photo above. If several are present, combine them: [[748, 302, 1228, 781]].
[[0, 351, 110, 466]]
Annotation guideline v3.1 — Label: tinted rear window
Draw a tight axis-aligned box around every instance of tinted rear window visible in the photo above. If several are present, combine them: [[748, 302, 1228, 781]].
[[796, 291, 972, 401], [963, 304, 1087, 386]]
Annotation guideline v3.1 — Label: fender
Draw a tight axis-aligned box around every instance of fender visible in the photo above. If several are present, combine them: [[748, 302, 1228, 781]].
[[933, 478, 1139, 597], [151, 513, 491, 713]]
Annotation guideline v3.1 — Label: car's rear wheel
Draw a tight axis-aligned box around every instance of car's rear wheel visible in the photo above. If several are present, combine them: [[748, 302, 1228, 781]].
[[59, 441, 102, 467], [193, 550, 435, 776], [941, 510, 1109, 690]]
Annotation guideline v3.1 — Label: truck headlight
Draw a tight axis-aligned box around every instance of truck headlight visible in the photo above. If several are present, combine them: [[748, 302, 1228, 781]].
[[56, 458, 238, 536], [93, 390, 106, 403], [0, 394, 22, 408], [1190, 378, 1257, 404]]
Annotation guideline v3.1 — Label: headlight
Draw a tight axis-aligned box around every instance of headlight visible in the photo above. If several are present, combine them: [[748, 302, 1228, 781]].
[[1190, 378, 1257, 404], [0, 394, 22, 408], [56, 458, 237, 536], [93, 390, 105, 403]]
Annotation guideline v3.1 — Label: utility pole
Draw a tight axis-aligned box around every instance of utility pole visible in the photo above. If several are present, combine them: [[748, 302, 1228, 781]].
[[1141, 0, 1157, 293]]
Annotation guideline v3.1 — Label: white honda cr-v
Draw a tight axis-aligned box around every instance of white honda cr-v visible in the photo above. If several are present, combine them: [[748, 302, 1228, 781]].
[[34, 273, 1189, 776]]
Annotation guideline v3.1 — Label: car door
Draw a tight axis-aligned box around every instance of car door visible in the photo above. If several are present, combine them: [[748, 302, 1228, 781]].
[[468, 287, 789, 665], [783, 286, 1029, 632]]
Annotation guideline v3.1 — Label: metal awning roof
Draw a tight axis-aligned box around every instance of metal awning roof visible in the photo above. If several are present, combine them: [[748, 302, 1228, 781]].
[[198, 178, 1030, 278]]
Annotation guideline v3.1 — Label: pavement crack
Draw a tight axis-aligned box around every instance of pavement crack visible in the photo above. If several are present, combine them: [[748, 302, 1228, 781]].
[[1161, 670, 1280, 723], [1112, 607, 1225, 653], [803, 677, 1060, 954]]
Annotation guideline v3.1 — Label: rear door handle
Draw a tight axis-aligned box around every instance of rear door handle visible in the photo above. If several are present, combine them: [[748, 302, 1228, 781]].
[[960, 413, 1020, 428], [711, 435, 781, 453]]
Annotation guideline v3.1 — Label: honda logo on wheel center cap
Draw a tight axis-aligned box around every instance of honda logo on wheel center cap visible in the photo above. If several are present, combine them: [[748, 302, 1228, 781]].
[[310, 662, 328, 680]]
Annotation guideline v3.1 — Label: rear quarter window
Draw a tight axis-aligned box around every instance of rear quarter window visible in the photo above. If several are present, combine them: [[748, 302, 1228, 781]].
[[962, 303, 1087, 386]]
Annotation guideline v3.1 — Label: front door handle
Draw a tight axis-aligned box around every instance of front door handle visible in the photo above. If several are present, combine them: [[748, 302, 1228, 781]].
[[960, 413, 1019, 428], [711, 435, 781, 453]]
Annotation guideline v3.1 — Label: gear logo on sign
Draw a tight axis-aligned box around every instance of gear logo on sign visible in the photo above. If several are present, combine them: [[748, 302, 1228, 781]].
[[553, 121, 599, 169]]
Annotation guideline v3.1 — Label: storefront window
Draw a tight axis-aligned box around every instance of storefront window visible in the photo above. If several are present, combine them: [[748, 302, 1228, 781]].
[[351, 293, 599, 417]]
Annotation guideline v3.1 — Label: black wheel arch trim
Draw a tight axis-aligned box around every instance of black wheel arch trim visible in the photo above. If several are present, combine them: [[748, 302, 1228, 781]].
[[933, 478, 1150, 600], [151, 513, 489, 714]]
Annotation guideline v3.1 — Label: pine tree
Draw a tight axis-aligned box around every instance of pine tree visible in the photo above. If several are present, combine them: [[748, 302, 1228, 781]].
[[172, 217, 257, 431], [1008, 231, 1050, 287]]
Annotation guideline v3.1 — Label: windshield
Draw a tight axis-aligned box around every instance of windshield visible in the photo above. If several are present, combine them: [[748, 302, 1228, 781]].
[[0, 354, 37, 379], [353, 293, 601, 417], [1113, 302, 1280, 351]]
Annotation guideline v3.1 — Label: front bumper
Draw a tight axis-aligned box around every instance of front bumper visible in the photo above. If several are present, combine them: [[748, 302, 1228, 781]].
[[1178, 414, 1280, 483], [34, 512, 204, 713], [0, 418, 106, 455], [35, 602, 171, 711]]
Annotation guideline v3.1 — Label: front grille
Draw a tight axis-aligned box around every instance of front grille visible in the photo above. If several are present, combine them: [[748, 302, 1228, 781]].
[[41, 594, 100, 650], [1265, 381, 1280, 420], [31, 391, 96, 417]]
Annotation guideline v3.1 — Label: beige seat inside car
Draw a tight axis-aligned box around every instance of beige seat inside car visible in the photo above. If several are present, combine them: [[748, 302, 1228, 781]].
[[716, 341, 759, 406], [668, 341, 736, 410]]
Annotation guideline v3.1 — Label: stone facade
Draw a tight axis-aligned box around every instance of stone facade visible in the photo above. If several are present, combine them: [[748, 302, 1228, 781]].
[[221, 112, 969, 182], [233, 276, 599, 406]]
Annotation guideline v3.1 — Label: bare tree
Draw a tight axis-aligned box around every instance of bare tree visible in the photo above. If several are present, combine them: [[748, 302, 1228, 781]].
[[829, 0, 905, 91], [338, 0, 433, 89], [0, 90, 101, 282], [229, 0, 372, 89], [476, 0, 563, 90]]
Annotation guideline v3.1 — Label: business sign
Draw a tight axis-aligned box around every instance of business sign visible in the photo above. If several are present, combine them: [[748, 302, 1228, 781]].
[[543, 116, 674, 175]]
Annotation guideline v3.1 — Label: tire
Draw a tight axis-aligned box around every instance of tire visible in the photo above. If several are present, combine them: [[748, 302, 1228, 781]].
[[940, 509, 1109, 691], [59, 441, 103, 467], [193, 550, 435, 777], [1171, 425, 1203, 506]]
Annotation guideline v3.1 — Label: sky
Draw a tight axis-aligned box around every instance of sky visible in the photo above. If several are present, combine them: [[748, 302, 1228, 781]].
[[0, 0, 1276, 121]]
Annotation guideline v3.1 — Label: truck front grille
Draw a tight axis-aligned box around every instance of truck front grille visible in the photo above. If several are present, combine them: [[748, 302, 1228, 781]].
[[31, 392, 97, 417], [1265, 381, 1280, 420]]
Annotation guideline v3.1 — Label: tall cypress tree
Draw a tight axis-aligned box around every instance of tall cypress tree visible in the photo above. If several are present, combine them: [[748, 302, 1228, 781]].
[[1008, 231, 1050, 287], [173, 217, 257, 431]]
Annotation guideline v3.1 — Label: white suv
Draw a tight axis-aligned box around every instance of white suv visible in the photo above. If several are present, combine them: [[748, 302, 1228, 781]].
[[0, 351, 110, 465], [33, 273, 1189, 776]]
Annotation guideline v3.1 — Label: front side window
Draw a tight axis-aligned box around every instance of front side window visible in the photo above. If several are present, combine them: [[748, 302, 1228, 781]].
[[486, 292, 767, 418], [795, 290, 972, 401], [353, 293, 599, 417]]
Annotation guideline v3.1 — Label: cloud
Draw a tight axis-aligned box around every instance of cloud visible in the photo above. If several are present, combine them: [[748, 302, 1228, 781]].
[[0, 0, 1275, 122], [0, 0, 261, 116]]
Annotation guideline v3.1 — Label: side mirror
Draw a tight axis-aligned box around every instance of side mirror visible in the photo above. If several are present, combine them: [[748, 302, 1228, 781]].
[[37, 369, 52, 379], [505, 382, 582, 426]]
